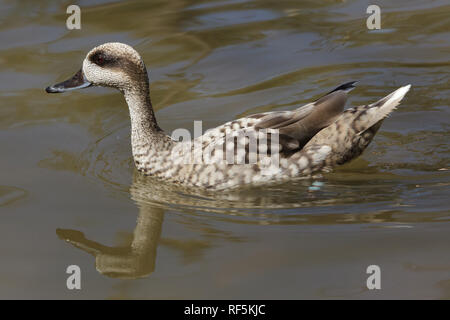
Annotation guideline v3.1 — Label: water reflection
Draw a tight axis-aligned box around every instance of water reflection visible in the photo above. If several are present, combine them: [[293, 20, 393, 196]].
[[56, 166, 449, 280], [0, 185, 27, 207], [57, 177, 164, 279]]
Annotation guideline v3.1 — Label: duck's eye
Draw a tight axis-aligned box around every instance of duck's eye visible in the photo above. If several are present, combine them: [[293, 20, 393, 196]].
[[92, 53, 108, 66], [96, 56, 105, 65]]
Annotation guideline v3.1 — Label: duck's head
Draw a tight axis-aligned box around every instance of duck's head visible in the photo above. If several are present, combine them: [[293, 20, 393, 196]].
[[46, 42, 148, 94]]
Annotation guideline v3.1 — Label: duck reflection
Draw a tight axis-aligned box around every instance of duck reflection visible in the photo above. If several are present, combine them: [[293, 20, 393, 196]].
[[56, 171, 317, 279], [57, 199, 164, 279], [56, 168, 406, 279]]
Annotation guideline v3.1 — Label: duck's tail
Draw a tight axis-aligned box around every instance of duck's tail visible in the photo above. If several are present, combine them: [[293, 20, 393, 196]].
[[303, 84, 411, 167], [357, 84, 411, 132]]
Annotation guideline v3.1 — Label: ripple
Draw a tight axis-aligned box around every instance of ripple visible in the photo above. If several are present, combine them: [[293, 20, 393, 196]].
[[184, 9, 280, 31], [73, 120, 450, 226], [0, 186, 27, 207]]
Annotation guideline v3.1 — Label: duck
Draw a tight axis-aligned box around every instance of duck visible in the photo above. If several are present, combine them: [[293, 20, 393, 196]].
[[46, 42, 411, 190]]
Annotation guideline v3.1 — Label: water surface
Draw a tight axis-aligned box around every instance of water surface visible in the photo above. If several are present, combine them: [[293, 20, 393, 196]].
[[0, 0, 449, 299]]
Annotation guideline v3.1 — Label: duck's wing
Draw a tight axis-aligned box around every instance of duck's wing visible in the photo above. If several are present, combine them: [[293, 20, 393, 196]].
[[200, 81, 355, 154], [254, 81, 357, 131], [255, 86, 354, 151], [191, 82, 356, 166]]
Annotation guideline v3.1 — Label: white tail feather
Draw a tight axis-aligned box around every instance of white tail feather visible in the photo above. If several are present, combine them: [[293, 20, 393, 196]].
[[365, 84, 411, 126], [380, 84, 411, 108]]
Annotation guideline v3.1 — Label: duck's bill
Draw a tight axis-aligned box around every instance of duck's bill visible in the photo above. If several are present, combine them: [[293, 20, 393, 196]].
[[45, 69, 92, 93]]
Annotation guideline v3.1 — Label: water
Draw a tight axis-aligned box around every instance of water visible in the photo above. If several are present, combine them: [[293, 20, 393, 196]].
[[0, 0, 449, 299]]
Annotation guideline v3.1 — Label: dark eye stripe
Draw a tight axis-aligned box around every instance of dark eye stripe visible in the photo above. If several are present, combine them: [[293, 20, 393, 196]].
[[89, 51, 114, 67]]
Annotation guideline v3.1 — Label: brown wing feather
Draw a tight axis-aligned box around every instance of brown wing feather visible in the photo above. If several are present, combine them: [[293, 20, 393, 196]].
[[255, 90, 348, 151], [198, 83, 351, 161]]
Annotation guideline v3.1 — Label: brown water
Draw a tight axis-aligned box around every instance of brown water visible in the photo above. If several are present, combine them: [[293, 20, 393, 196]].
[[0, 0, 449, 299]]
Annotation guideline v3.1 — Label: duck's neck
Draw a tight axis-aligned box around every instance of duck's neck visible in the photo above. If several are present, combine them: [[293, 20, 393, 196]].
[[123, 87, 170, 160]]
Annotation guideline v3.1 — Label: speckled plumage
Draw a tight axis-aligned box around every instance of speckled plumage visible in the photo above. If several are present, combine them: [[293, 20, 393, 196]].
[[46, 42, 411, 190]]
